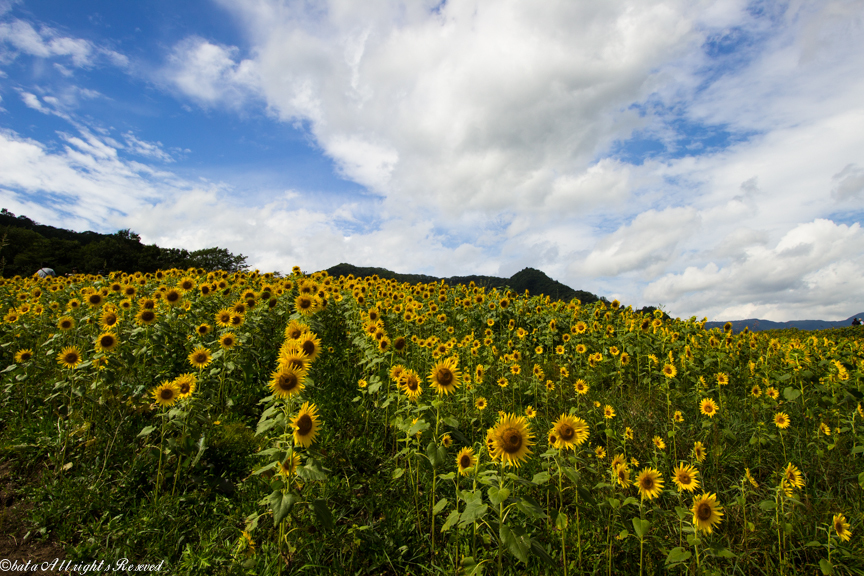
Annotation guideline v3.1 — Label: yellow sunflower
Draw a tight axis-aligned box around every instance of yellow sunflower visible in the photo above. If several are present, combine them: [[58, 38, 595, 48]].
[[634, 468, 664, 500], [699, 398, 718, 418], [595, 445, 606, 459], [135, 308, 157, 326], [524, 406, 536, 419], [269, 365, 306, 398], [773, 412, 790, 429], [291, 402, 320, 448], [278, 342, 310, 373], [151, 380, 180, 407], [100, 308, 119, 329], [215, 308, 233, 328], [399, 369, 423, 402], [219, 332, 238, 350], [188, 346, 212, 369], [57, 315, 75, 331], [14, 349, 33, 363], [279, 452, 301, 478], [691, 493, 724, 534], [429, 357, 461, 395], [174, 373, 197, 398], [672, 463, 700, 492], [550, 414, 589, 451], [782, 463, 805, 492], [603, 405, 616, 419], [95, 332, 119, 353], [486, 413, 534, 467], [662, 363, 677, 378], [475, 397, 487, 410], [614, 463, 631, 488], [57, 346, 83, 369], [692, 441, 707, 463], [653, 436, 666, 450], [832, 513, 852, 542]]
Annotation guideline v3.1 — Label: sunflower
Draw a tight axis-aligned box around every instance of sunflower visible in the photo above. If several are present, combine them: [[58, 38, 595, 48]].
[[291, 402, 320, 448], [614, 463, 631, 488], [575, 344, 587, 354], [136, 309, 157, 326], [832, 513, 852, 542], [653, 436, 666, 450], [278, 342, 310, 373], [295, 294, 321, 316], [215, 309, 232, 327], [692, 441, 707, 463], [164, 288, 183, 306], [673, 410, 684, 423], [14, 349, 33, 363], [455, 447, 477, 475], [441, 433, 453, 448], [219, 332, 238, 350], [595, 446, 606, 459], [229, 313, 244, 327], [716, 372, 729, 386], [101, 309, 119, 329], [610, 453, 626, 469], [174, 373, 197, 398], [635, 468, 664, 500], [295, 331, 322, 362], [782, 463, 805, 491], [188, 346, 212, 370], [151, 380, 180, 407], [399, 369, 423, 402], [774, 412, 790, 429], [486, 413, 535, 467], [603, 405, 616, 419], [691, 493, 724, 534], [573, 380, 589, 395], [750, 384, 762, 397], [95, 332, 119, 353], [524, 406, 536, 419], [745, 468, 759, 488], [672, 463, 700, 492], [86, 292, 104, 307], [358, 379, 368, 389], [284, 319, 308, 341], [765, 386, 779, 400], [475, 397, 487, 410], [819, 422, 831, 436], [429, 358, 461, 395], [624, 427, 634, 441], [57, 315, 75, 331], [551, 414, 589, 451], [57, 346, 83, 369], [699, 398, 718, 418], [279, 452, 301, 478], [269, 366, 306, 398]]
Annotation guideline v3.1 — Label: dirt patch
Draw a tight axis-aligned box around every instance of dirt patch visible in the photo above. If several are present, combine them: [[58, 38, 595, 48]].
[[0, 461, 69, 574]]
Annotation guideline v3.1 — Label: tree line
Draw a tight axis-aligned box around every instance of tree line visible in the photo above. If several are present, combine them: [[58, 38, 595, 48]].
[[0, 209, 248, 277]]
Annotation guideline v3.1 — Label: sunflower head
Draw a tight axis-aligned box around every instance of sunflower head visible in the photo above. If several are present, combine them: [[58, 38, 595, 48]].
[[699, 398, 718, 418], [672, 463, 700, 492], [136, 308, 157, 326], [152, 380, 181, 407], [57, 316, 75, 331], [475, 397, 487, 410], [486, 413, 535, 468], [57, 346, 83, 369], [14, 349, 33, 363], [174, 373, 198, 398], [691, 493, 724, 534], [692, 441, 707, 463], [219, 332, 238, 350], [774, 412, 790, 429], [456, 447, 477, 476], [95, 332, 119, 353], [269, 366, 306, 399], [291, 402, 320, 448], [429, 357, 461, 395], [634, 468, 664, 500], [551, 414, 589, 451], [832, 513, 852, 542]]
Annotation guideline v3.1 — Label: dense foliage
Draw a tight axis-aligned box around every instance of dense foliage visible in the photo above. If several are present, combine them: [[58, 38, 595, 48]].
[[1, 268, 862, 575]]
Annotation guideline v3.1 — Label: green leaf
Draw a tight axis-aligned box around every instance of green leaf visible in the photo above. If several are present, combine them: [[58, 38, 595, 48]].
[[297, 458, 328, 482], [759, 500, 777, 511], [499, 524, 529, 564], [531, 471, 551, 485], [529, 540, 556, 568], [783, 387, 801, 401], [675, 506, 690, 520], [269, 491, 296, 527], [488, 486, 510, 506], [426, 441, 441, 468], [443, 416, 459, 428], [622, 497, 638, 507], [392, 467, 405, 479], [665, 547, 692, 565], [407, 419, 429, 437], [555, 510, 568, 530], [433, 498, 449, 516], [459, 498, 488, 527], [441, 509, 460, 532], [311, 499, 334, 531], [617, 529, 630, 540], [438, 472, 455, 481], [819, 558, 834, 575], [851, 445, 864, 454], [137, 426, 155, 438], [515, 495, 546, 519], [714, 547, 736, 558], [632, 518, 650, 539], [252, 461, 278, 476]]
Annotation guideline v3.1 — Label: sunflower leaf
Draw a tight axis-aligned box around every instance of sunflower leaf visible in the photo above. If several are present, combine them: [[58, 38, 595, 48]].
[[137, 426, 155, 438], [459, 498, 488, 527], [499, 523, 529, 564], [819, 559, 834, 575], [675, 506, 690, 520], [269, 491, 296, 527], [665, 547, 691, 565], [392, 467, 405, 479], [297, 459, 328, 482], [515, 495, 546, 519], [441, 509, 460, 532], [783, 387, 801, 401], [311, 499, 334, 531], [632, 518, 650, 539], [433, 498, 448, 516], [531, 471, 551, 485]]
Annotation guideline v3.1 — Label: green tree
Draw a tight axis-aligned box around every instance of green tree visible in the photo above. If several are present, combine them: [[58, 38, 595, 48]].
[[187, 247, 249, 272]]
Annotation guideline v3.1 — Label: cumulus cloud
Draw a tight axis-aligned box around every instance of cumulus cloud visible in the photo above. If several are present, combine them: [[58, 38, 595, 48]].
[[0, 18, 127, 68]]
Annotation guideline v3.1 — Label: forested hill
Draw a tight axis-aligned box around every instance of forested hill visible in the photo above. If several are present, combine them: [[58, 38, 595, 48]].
[[326, 263, 602, 303], [0, 209, 248, 276]]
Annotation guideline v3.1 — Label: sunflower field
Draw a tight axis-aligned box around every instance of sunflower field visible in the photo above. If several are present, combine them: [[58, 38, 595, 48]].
[[1, 267, 863, 575]]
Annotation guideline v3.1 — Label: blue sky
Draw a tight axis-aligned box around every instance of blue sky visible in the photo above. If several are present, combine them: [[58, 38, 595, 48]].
[[2, 0, 864, 322]]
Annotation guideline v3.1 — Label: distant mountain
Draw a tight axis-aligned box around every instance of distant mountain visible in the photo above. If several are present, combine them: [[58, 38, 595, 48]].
[[705, 314, 864, 333], [325, 263, 602, 303]]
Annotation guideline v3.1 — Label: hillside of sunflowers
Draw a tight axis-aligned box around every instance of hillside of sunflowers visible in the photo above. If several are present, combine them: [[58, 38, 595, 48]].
[[1, 267, 863, 575]]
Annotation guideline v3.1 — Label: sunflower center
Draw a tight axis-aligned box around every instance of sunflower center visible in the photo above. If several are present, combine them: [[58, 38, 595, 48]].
[[279, 373, 298, 391], [558, 424, 574, 441], [167, 292, 179, 302], [436, 368, 453, 386], [641, 477, 654, 491], [296, 414, 313, 435], [501, 428, 522, 453], [302, 341, 315, 356], [406, 377, 419, 391], [141, 311, 155, 321], [63, 352, 78, 364], [679, 472, 691, 484], [696, 502, 712, 522], [21, 353, 31, 360], [100, 336, 114, 347], [160, 388, 174, 400], [459, 455, 471, 469], [194, 352, 208, 363], [179, 383, 191, 394], [298, 298, 312, 309]]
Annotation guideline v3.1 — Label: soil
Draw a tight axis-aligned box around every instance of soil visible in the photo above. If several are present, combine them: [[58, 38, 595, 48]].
[[0, 461, 69, 574]]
